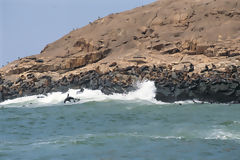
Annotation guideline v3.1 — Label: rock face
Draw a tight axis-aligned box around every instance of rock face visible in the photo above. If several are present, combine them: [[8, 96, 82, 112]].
[[0, 0, 240, 103]]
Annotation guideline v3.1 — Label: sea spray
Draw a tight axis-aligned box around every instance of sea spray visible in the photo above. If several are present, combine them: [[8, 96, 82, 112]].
[[0, 81, 161, 107]]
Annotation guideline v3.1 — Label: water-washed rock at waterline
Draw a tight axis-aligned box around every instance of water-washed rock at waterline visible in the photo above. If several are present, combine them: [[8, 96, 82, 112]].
[[0, 0, 240, 103]]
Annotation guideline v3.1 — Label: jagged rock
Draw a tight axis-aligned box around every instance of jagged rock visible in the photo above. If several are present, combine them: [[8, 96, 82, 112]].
[[15, 77, 22, 84], [216, 49, 229, 56], [0, 0, 240, 103], [64, 49, 111, 70], [27, 73, 35, 79], [73, 38, 97, 52]]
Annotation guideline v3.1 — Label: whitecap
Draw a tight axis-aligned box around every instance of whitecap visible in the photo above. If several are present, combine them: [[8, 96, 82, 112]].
[[205, 129, 240, 140], [0, 81, 200, 108]]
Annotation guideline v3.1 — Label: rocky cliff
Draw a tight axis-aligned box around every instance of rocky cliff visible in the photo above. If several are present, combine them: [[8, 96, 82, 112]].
[[0, 0, 240, 103]]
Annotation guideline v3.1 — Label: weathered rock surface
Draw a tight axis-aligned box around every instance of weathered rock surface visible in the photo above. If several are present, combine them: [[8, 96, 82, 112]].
[[0, 0, 240, 103]]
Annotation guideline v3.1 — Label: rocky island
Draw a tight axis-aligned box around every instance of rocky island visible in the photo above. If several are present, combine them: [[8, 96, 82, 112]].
[[0, 0, 240, 103]]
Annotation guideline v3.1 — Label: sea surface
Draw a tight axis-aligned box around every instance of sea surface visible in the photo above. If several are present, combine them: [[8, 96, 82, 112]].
[[0, 81, 240, 160]]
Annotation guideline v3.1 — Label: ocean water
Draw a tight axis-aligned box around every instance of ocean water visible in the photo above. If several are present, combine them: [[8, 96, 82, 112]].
[[0, 81, 240, 160]]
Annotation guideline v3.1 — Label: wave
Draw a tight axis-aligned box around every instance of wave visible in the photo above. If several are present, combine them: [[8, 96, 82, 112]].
[[3, 130, 240, 148], [1, 133, 184, 147], [0, 81, 204, 108], [0, 81, 165, 107], [205, 129, 240, 140]]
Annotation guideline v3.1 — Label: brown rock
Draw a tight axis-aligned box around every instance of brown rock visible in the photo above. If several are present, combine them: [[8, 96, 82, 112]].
[[160, 45, 180, 54], [182, 50, 196, 55], [196, 44, 209, 54], [216, 49, 229, 56], [0, 0, 239, 103]]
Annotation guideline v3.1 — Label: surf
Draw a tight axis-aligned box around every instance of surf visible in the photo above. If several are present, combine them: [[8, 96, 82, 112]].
[[0, 81, 166, 108]]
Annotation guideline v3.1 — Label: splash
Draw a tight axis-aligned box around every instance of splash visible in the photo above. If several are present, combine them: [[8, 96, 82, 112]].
[[0, 81, 165, 108], [205, 129, 240, 140]]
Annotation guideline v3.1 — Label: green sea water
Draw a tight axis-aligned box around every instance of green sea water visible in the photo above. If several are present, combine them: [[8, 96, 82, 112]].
[[0, 82, 240, 160]]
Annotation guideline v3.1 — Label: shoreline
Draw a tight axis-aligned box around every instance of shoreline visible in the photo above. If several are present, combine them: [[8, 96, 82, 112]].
[[1, 64, 239, 104], [0, 0, 240, 104]]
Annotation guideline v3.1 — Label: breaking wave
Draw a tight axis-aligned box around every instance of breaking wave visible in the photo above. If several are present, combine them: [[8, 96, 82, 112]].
[[0, 81, 170, 107]]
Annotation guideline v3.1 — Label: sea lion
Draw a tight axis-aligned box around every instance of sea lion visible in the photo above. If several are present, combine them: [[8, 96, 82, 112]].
[[64, 94, 80, 103], [76, 88, 84, 94], [189, 63, 194, 72], [37, 95, 45, 98]]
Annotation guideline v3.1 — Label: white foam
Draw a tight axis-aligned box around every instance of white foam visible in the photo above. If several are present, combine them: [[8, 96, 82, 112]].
[[0, 81, 202, 108], [205, 129, 240, 140], [75, 81, 158, 102], [0, 81, 167, 107]]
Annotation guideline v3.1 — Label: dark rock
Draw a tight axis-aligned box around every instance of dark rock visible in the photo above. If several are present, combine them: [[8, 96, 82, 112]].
[[78, 75, 91, 87], [0, 91, 3, 102], [5, 81, 13, 87], [15, 78, 22, 84], [128, 60, 147, 65], [37, 87, 45, 94], [89, 78, 99, 90], [0, 60, 239, 103], [101, 78, 113, 87], [155, 87, 175, 102], [40, 75, 52, 80], [189, 84, 198, 90], [161, 47, 180, 54], [109, 62, 117, 67], [171, 72, 178, 79], [101, 87, 114, 95], [43, 86, 53, 94], [230, 65, 237, 73], [35, 59, 44, 63], [27, 73, 35, 79], [139, 65, 149, 72], [123, 66, 134, 72], [100, 83, 127, 95], [72, 76, 79, 84], [174, 88, 191, 100], [112, 84, 125, 93], [155, 82, 175, 102], [76, 88, 84, 94], [152, 44, 165, 51], [0, 78, 3, 85], [154, 74, 240, 103], [20, 82, 27, 89]]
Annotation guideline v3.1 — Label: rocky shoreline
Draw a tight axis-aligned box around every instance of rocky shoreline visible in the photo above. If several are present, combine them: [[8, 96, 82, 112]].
[[1, 0, 240, 104], [1, 63, 239, 103]]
